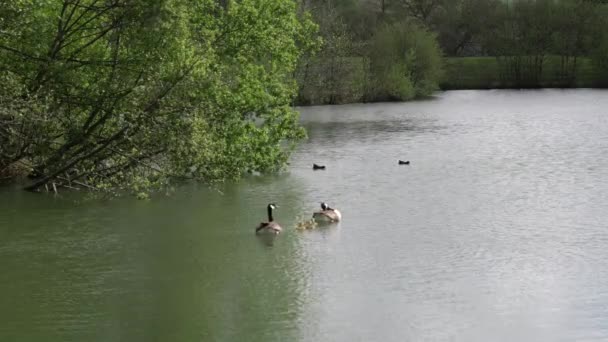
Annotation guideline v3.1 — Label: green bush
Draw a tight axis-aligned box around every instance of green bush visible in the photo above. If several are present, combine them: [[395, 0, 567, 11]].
[[367, 21, 443, 101]]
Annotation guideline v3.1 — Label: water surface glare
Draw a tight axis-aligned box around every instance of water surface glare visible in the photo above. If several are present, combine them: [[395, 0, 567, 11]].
[[2, 90, 608, 341]]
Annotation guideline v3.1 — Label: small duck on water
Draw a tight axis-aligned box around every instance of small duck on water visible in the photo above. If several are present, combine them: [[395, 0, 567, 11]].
[[313, 163, 326, 170], [255, 203, 282, 235], [398, 160, 410, 165], [312, 202, 342, 223]]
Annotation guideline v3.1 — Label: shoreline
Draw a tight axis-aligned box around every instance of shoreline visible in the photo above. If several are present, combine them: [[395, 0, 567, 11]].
[[294, 87, 608, 107]]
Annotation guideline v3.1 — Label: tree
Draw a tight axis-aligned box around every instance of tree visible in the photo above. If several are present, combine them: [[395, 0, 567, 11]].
[[396, 0, 442, 26], [0, 0, 316, 194], [484, 0, 558, 86], [296, 0, 364, 104], [433, 0, 503, 56], [367, 21, 442, 100], [550, 0, 598, 84]]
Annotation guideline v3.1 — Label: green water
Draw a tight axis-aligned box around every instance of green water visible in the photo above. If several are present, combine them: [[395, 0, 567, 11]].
[[2, 90, 608, 341], [0, 182, 312, 341]]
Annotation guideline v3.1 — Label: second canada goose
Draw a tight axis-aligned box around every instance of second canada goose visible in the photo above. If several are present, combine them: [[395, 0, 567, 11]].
[[255, 203, 282, 234], [313, 163, 326, 170], [398, 160, 410, 165], [312, 202, 342, 222]]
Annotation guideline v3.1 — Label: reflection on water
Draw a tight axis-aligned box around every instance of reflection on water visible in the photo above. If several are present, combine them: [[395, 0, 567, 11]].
[[304, 119, 444, 142], [2, 90, 608, 341]]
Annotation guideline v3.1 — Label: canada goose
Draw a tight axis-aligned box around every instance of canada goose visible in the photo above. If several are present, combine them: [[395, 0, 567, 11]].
[[255, 203, 282, 234], [398, 160, 410, 165], [312, 202, 342, 223], [313, 163, 326, 170]]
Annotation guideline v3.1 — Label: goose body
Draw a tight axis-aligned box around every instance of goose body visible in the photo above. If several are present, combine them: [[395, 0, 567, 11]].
[[312, 202, 342, 223], [256, 203, 282, 234], [313, 163, 326, 170], [256, 221, 282, 234], [398, 160, 410, 165]]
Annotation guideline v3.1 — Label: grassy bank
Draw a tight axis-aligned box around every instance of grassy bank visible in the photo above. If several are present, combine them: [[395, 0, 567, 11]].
[[441, 56, 607, 89]]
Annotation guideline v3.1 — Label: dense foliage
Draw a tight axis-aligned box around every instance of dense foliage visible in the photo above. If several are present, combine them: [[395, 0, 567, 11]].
[[297, 0, 608, 104], [0, 0, 316, 194], [368, 21, 442, 101], [296, 0, 443, 104]]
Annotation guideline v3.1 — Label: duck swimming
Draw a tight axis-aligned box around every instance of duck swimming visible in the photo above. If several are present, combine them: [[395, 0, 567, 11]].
[[312, 202, 342, 223], [255, 203, 282, 234], [313, 163, 326, 170], [398, 160, 410, 165]]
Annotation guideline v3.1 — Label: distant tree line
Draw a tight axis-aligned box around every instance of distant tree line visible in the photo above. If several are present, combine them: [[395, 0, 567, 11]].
[[296, 0, 608, 104]]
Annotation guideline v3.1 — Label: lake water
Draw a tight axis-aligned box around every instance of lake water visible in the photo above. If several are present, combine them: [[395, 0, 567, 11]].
[[1, 89, 608, 341]]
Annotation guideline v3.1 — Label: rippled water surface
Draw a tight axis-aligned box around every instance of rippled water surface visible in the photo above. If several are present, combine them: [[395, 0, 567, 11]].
[[1, 90, 608, 341]]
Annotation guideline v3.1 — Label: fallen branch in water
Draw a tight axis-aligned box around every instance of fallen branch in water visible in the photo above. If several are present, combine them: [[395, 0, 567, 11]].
[[56, 176, 97, 191]]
